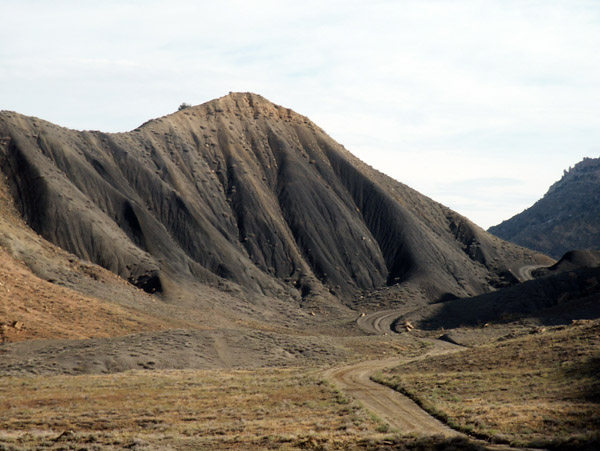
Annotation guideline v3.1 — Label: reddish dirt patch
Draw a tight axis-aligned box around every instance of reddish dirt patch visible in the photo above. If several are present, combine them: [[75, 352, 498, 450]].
[[0, 246, 174, 342]]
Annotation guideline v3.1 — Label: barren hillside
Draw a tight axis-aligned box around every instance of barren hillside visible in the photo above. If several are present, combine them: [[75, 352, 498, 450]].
[[0, 93, 549, 317]]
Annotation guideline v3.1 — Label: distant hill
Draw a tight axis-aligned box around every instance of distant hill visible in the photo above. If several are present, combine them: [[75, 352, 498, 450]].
[[489, 157, 600, 259], [0, 93, 548, 316]]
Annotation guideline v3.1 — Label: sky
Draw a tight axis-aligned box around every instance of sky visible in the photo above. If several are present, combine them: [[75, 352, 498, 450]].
[[1, 0, 599, 229]]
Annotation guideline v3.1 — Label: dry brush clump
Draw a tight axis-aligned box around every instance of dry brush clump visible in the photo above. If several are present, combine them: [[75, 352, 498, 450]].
[[375, 320, 600, 449]]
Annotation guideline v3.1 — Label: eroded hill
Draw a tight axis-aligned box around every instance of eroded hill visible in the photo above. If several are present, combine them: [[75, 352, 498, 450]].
[[0, 93, 549, 314]]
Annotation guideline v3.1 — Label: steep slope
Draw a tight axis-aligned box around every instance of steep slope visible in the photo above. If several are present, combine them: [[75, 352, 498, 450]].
[[489, 157, 600, 258], [0, 245, 180, 342], [395, 248, 600, 333], [0, 93, 549, 309], [0, 168, 199, 342], [400, 265, 600, 331]]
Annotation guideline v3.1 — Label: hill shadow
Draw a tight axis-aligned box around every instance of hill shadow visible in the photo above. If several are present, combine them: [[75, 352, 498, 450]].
[[413, 266, 600, 331]]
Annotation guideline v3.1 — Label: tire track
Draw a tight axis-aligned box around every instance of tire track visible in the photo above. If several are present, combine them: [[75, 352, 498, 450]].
[[516, 264, 546, 282], [357, 308, 412, 335], [323, 339, 463, 435]]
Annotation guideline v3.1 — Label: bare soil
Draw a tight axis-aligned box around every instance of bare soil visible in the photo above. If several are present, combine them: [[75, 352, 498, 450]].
[[324, 338, 463, 436]]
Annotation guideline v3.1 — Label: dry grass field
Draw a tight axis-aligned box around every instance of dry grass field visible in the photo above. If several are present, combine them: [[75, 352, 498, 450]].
[[376, 320, 600, 449], [0, 367, 375, 449], [0, 367, 490, 450]]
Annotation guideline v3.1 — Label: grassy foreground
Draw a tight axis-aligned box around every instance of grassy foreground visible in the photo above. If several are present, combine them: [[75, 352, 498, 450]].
[[0, 366, 488, 450], [0, 367, 375, 449], [375, 320, 600, 449]]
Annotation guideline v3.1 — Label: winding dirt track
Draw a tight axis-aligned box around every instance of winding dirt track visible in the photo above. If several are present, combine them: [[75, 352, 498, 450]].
[[516, 264, 546, 282], [331, 268, 548, 441], [356, 308, 406, 335], [349, 308, 464, 435], [323, 339, 463, 435], [357, 263, 547, 336]]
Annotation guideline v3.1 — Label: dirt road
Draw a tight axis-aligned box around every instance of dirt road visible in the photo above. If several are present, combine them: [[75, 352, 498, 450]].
[[324, 341, 531, 451], [516, 264, 546, 282], [351, 306, 463, 434], [323, 338, 464, 436], [357, 263, 549, 337], [356, 308, 407, 335], [324, 358, 457, 435]]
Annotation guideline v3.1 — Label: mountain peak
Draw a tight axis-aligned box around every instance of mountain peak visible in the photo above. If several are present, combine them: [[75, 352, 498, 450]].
[[139, 92, 312, 134], [206, 92, 308, 123]]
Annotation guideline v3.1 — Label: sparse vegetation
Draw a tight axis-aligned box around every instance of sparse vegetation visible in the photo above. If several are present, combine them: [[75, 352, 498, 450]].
[[375, 320, 600, 449], [0, 367, 380, 449], [0, 366, 493, 450]]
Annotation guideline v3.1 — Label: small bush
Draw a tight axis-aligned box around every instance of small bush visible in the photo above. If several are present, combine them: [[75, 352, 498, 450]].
[[376, 423, 390, 433]]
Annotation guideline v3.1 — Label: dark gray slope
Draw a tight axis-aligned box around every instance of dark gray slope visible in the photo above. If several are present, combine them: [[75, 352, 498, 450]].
[[489, 157, 600, 259], [533, 249, 600, 277], [0, 93, 548, 307], [398, 259, 600, 331]]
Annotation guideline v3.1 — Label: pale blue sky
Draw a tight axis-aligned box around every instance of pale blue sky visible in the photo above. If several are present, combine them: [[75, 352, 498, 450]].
[[1, 0, 599, 228]]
